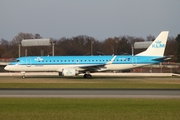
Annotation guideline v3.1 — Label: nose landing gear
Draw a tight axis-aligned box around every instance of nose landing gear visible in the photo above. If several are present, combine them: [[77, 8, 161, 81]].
[[21, 71, 26, 79]]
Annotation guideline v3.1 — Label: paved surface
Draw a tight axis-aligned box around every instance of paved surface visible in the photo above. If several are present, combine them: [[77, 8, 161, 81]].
[[1, 72, 177, 77], [0, 89, 179, 98]]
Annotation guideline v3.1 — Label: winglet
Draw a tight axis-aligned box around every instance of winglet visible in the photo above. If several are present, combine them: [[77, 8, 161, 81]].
[[106, 56, 116, 65]]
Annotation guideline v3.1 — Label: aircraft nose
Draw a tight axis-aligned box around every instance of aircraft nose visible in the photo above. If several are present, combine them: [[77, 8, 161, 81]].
[[4, 65, 10, 71]]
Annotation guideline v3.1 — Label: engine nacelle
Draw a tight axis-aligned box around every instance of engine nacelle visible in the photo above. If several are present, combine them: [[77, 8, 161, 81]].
[[62, 68, 78, 76]]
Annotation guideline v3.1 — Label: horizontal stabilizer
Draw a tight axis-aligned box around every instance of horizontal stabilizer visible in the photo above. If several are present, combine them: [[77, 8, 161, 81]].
[[152, 55, 173, 61]]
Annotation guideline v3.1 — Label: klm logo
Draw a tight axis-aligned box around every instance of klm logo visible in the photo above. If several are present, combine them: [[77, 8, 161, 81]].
[[34, 57, 43, 61], [66, 70, 72, 75], [152, 40, 165, 48]]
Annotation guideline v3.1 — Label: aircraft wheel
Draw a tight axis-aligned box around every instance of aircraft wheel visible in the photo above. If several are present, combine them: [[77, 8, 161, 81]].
[[84, 74, 92, 79], [87, 74, 92, 78], [83, 74, 87, 78]]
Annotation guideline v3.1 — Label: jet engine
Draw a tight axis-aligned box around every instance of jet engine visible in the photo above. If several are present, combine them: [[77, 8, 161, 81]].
[[61, 68, 79, 76]]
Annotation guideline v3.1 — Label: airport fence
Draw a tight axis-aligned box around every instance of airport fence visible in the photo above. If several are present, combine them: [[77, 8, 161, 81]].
[[132, 62, 180, 74]]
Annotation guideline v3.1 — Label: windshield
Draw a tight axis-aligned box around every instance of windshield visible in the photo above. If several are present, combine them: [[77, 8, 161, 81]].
[[12, 60, 20, 63]]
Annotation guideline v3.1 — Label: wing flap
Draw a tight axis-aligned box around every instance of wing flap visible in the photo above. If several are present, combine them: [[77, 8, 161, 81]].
[[78, 64, 105, 72]]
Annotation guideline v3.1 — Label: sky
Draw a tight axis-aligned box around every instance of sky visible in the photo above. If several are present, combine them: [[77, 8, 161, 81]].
[[0, 0, 180, 41]]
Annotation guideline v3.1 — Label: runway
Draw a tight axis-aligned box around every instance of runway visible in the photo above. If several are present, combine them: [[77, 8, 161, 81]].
[[0, 89, 180, 98]]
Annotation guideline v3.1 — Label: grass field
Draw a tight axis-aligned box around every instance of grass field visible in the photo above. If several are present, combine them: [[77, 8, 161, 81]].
[[0, 98, 180, 120], [0, 76, 180, 89], [0, 76, 180, 120]]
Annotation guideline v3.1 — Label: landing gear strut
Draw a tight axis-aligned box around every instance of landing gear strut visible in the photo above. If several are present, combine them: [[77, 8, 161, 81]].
[[83, 74, 92, 78], [21, 71, 26, 79]]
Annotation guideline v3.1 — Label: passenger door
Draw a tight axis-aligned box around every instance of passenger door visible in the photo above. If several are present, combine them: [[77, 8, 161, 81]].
[[26, 57, 31, 67]]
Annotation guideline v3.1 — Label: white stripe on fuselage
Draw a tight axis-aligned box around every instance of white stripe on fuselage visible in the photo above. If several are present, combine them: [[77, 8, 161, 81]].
[[6, 63, 148, 72]]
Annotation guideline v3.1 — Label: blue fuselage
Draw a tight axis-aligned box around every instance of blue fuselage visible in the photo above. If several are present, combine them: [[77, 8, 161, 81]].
[[6, 55, 163, 72]]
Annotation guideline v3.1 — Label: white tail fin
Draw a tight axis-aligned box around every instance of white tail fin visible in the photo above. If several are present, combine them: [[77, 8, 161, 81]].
[[136, 31, 169, 57]]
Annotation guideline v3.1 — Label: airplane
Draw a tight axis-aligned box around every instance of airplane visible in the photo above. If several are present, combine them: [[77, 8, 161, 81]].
[[4, 31, 169, 78]]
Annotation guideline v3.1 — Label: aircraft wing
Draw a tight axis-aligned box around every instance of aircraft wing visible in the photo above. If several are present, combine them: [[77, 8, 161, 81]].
[[78, 56, 116, 72], [78, 64, 106, 72]]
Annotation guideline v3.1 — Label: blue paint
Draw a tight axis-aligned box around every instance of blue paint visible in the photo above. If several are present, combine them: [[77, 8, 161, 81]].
[[9, 55, 164, 66]]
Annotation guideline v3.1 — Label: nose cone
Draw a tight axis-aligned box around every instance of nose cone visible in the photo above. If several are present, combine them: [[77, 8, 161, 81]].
[[4, 65, 10, 71]]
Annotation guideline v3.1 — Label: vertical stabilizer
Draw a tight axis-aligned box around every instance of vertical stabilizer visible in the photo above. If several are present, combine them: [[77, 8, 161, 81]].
[[136, 31, 169, 56]]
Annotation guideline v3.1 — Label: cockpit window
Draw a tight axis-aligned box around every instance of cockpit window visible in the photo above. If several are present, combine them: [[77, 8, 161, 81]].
[[13, 60, 20, 62]]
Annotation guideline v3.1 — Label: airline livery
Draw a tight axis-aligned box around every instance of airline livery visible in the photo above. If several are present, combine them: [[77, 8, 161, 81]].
[[4, 31, 169, 78]]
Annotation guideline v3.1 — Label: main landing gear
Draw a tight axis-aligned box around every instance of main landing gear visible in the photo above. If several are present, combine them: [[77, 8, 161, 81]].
[[83, 74, 92, 78]]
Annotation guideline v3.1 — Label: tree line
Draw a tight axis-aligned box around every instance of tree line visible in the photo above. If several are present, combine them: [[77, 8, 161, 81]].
[[0, 32, 180, 62]]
